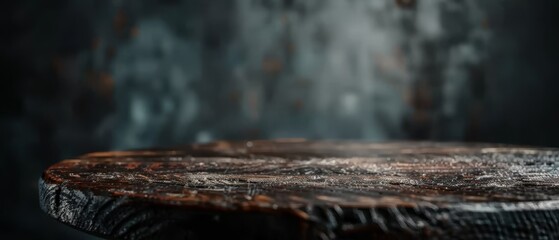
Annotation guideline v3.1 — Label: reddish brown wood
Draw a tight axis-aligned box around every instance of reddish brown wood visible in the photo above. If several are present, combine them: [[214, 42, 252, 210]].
[[39, 140, 559, 239]]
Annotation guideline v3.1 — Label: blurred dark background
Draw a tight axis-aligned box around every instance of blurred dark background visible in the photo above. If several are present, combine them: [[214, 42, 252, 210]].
[[2, 0, 559, 238]]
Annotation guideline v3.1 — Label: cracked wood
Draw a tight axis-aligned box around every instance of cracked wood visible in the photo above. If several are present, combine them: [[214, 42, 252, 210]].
[[40, 140, 559, 239]]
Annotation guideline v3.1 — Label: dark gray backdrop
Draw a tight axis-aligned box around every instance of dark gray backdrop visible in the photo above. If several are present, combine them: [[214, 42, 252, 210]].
[[2, 0, 559, 238]]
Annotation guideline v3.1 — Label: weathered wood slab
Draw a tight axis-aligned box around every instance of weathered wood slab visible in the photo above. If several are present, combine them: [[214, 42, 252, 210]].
[[40, 140, 559, 239]]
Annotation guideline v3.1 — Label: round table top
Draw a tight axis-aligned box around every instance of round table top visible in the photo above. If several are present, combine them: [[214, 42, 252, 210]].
[[40, 140, 559, 239]]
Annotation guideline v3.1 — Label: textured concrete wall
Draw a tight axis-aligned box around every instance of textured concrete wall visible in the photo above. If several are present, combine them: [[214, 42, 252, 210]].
[[2, 0, 559, 238]]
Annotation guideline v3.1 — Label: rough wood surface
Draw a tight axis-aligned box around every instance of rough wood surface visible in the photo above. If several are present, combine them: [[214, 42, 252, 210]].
[[40, 140, 559, 239]]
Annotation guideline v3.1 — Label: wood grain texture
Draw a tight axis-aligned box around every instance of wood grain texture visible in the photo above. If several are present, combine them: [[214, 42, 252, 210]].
[[40, 140, 559, 239]]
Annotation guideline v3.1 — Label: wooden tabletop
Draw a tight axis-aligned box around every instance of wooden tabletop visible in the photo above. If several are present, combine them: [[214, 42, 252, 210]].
[[40, 140, 559, 239]]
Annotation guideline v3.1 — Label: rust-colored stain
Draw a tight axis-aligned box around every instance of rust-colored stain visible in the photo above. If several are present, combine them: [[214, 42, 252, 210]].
[[481, 17, 490, 29], [90, 37, 101, 50], [395, 0, 416, 9], [105, 46, 116, 60], [51, 56, 64, 77], [261, 57, 283, 75], [285, 41, 296, 54], [228, 90, 241, 103], [113, 9, 128, 35], [292, 99, 304, 112], [130, 25, 140, 38], [86, 71, 114, 97]]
